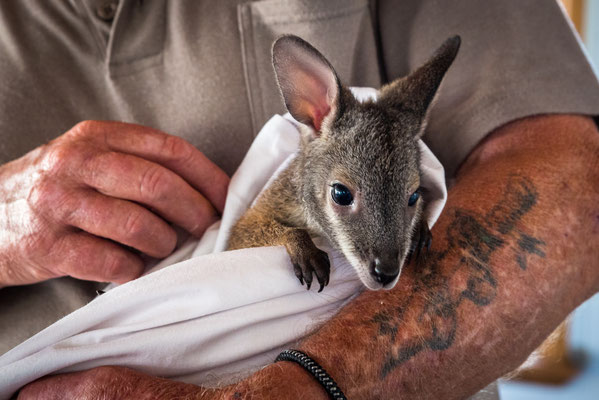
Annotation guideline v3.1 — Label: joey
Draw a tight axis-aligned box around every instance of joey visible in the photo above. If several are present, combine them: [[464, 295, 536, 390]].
[[227, 35, 460, 291]]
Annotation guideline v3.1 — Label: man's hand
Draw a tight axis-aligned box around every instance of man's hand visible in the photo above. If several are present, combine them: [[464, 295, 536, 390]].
[[0, 121, 229, 287]]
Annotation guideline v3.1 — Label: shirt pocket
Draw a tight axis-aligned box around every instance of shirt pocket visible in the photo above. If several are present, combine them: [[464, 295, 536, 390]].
[[238, 0, 381, 133]]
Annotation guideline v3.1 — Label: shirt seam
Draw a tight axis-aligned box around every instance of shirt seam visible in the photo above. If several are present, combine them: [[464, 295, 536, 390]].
[[73, 0, 108, 61]]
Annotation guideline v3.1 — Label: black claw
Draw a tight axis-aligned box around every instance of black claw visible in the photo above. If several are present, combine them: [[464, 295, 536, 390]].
[[407, 241, 415, 262], [288, 241, 330, 292], [409, 219, 433, 265]]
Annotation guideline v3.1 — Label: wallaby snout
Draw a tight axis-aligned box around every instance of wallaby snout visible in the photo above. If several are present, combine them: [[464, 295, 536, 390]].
[[370, 253, 400, 287]]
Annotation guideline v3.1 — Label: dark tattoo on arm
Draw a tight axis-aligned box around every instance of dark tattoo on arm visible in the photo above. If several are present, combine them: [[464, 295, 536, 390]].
[[372, 175, 546, 378]]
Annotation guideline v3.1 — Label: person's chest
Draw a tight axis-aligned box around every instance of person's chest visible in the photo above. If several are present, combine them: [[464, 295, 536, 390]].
[[0, 0, 381, 175]]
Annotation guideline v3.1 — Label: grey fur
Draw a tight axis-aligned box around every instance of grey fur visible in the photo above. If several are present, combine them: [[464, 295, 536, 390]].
[[228, 35, 460, 291]]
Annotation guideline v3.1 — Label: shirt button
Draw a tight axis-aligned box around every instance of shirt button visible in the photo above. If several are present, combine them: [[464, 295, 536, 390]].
[[96, 1, 118, 22]]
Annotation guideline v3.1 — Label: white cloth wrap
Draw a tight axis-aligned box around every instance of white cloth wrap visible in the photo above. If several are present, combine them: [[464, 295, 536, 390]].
[[0, 88, 446, 399]]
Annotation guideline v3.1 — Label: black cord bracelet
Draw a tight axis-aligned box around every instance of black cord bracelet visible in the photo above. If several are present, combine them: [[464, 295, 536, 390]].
[[275, 349, 347, 400]]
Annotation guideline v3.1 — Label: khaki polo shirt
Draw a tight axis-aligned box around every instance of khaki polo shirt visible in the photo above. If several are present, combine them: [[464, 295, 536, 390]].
[[1, 0, 598, 355]]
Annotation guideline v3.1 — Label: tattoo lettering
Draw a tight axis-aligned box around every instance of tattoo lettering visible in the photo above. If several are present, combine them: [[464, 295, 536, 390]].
[[373, 175, 546, 378]]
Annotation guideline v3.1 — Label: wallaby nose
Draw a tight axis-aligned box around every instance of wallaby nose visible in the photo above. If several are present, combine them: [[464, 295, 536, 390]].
[[371, 258, 399, 286]]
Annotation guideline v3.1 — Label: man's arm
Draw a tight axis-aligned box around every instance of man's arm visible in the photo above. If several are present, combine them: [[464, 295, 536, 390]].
[[18, 114, 599, 399], [262, 114, 599, 399]]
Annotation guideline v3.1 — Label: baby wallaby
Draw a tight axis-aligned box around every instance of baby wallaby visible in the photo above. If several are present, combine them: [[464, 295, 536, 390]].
[[227, 35, 460, 291]]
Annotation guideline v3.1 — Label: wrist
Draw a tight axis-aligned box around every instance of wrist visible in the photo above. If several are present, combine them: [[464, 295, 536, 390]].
[[231, 361, 330, 400]]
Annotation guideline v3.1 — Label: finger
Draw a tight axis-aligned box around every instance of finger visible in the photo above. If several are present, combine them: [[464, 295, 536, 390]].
[[80, 151, 219, 237], [53, 232, 144, 283], [58, 188, 177, 258], [73, 121, 229, 213]]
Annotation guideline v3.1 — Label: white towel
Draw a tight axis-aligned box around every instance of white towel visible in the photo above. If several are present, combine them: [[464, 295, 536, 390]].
[[0, 88, 447, 399]]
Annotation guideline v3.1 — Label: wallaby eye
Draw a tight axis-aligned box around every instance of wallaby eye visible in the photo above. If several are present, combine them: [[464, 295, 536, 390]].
[[408, 190, 420, 207], [331, 183, 353, 206]]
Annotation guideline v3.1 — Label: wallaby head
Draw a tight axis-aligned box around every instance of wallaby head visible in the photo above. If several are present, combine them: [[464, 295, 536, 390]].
[[272, 35, 460, 290]]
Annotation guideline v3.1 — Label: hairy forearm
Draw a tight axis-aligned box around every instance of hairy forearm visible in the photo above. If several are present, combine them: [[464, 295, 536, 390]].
[[236, 115, 599, 399], [20, 115, 599, 400]]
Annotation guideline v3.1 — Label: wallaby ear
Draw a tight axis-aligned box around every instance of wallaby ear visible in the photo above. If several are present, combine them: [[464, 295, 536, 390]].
[[272, 35, 341, 133], [379, 35, 461, 138]]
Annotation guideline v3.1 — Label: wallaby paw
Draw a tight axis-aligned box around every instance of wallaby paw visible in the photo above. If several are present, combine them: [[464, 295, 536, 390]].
[[407, 219, 432, 264], [288, 241, 331, 292]]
